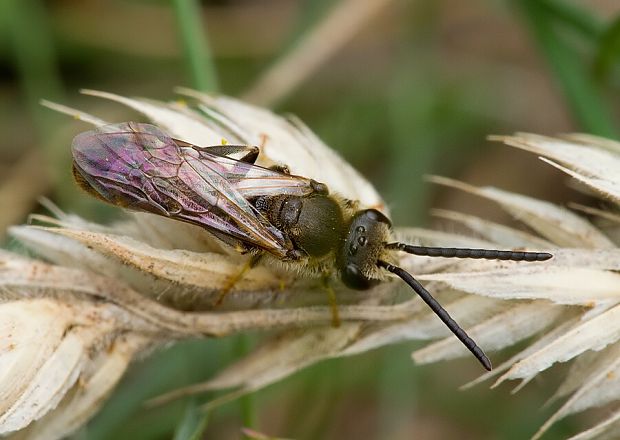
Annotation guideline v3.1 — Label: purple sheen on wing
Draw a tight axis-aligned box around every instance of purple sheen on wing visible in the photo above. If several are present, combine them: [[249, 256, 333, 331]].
[[178, 155, 287, 249], [70, 121, 319, 256], [191, 149, 315, 198], [151, 177, 207, 214]]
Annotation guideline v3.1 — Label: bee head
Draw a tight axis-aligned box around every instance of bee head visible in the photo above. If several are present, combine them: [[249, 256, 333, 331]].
[[337, 208, 551, 372], [338, 209, 391, 290]]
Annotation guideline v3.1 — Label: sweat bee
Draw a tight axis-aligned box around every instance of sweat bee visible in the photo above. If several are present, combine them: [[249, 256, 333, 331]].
[[71, 121, 552, 371]]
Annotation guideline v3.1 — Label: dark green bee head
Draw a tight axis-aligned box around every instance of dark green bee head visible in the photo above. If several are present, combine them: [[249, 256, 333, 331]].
[[337, 209, 391, 290]]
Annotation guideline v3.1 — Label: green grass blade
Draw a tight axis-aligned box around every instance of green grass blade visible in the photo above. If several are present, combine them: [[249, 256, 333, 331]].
[[0, 0, 65, 140], [517, 0, 618, 138], [537, 0, 602, 39], [235, 335, 257, 437], [593, 16, 620, 83], [172, 0, 218, 92], [173, 399, 210, 440]]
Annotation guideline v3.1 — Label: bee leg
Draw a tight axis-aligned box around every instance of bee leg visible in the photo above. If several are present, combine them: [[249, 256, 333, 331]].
[[214, 253, 263, 306], [259, 133, 269, 150], [205, 145, 259, 164], [321, 275, 341, 328], [269, 164, 290, 174], [343, 199, 360, 211]]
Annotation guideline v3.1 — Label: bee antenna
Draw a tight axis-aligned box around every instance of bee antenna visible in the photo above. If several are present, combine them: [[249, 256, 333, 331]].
[[377, 260, 492, 371], [386, 242, 552, 262]]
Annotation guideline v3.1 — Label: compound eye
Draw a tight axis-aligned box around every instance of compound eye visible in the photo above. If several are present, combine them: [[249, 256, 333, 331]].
[[342, 263, 375, 290]]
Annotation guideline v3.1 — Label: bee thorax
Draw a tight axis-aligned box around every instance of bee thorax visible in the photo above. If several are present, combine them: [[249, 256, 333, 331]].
[[255, 194, 345, 258]]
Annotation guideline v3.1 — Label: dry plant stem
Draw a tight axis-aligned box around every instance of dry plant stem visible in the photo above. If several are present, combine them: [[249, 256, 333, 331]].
[[0, 150, 49, 239], [1, 257, 415, 337], [40, 100, 108, 126], [165, 304, 414, 337], [14, 91, 619, 438], [569, 203, 620, 223], [242, 0, 394, 106]]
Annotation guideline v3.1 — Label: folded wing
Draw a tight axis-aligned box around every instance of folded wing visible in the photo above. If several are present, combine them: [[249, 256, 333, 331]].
[[71, 122, 318, 257]]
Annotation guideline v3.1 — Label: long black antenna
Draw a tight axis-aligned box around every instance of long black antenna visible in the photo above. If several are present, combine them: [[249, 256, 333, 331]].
[[386, 243, 552, 262], [377, 260, 492, 371]]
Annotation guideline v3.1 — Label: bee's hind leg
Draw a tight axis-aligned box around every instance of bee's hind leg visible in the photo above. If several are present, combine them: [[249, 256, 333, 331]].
[[321, 274, 341, 328], [214, 253, 263, 306]]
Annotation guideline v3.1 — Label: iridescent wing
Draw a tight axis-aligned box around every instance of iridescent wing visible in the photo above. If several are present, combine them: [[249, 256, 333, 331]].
[[175, 140, 317, 198], [71, 122, 318, 257]]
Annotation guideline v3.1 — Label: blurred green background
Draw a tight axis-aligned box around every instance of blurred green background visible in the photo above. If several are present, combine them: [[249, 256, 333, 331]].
[[1, 0, 619, 439]]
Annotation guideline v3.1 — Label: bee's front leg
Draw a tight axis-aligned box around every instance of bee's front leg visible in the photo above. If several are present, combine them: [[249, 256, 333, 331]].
[[321, 273, 341, 328]]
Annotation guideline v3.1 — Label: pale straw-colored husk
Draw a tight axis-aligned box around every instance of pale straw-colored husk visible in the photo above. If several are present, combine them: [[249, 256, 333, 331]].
[[2, 91, 618, 439]]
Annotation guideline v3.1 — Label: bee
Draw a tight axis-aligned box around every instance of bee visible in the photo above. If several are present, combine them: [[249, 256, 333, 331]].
[[72, 121, 552, 371]]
